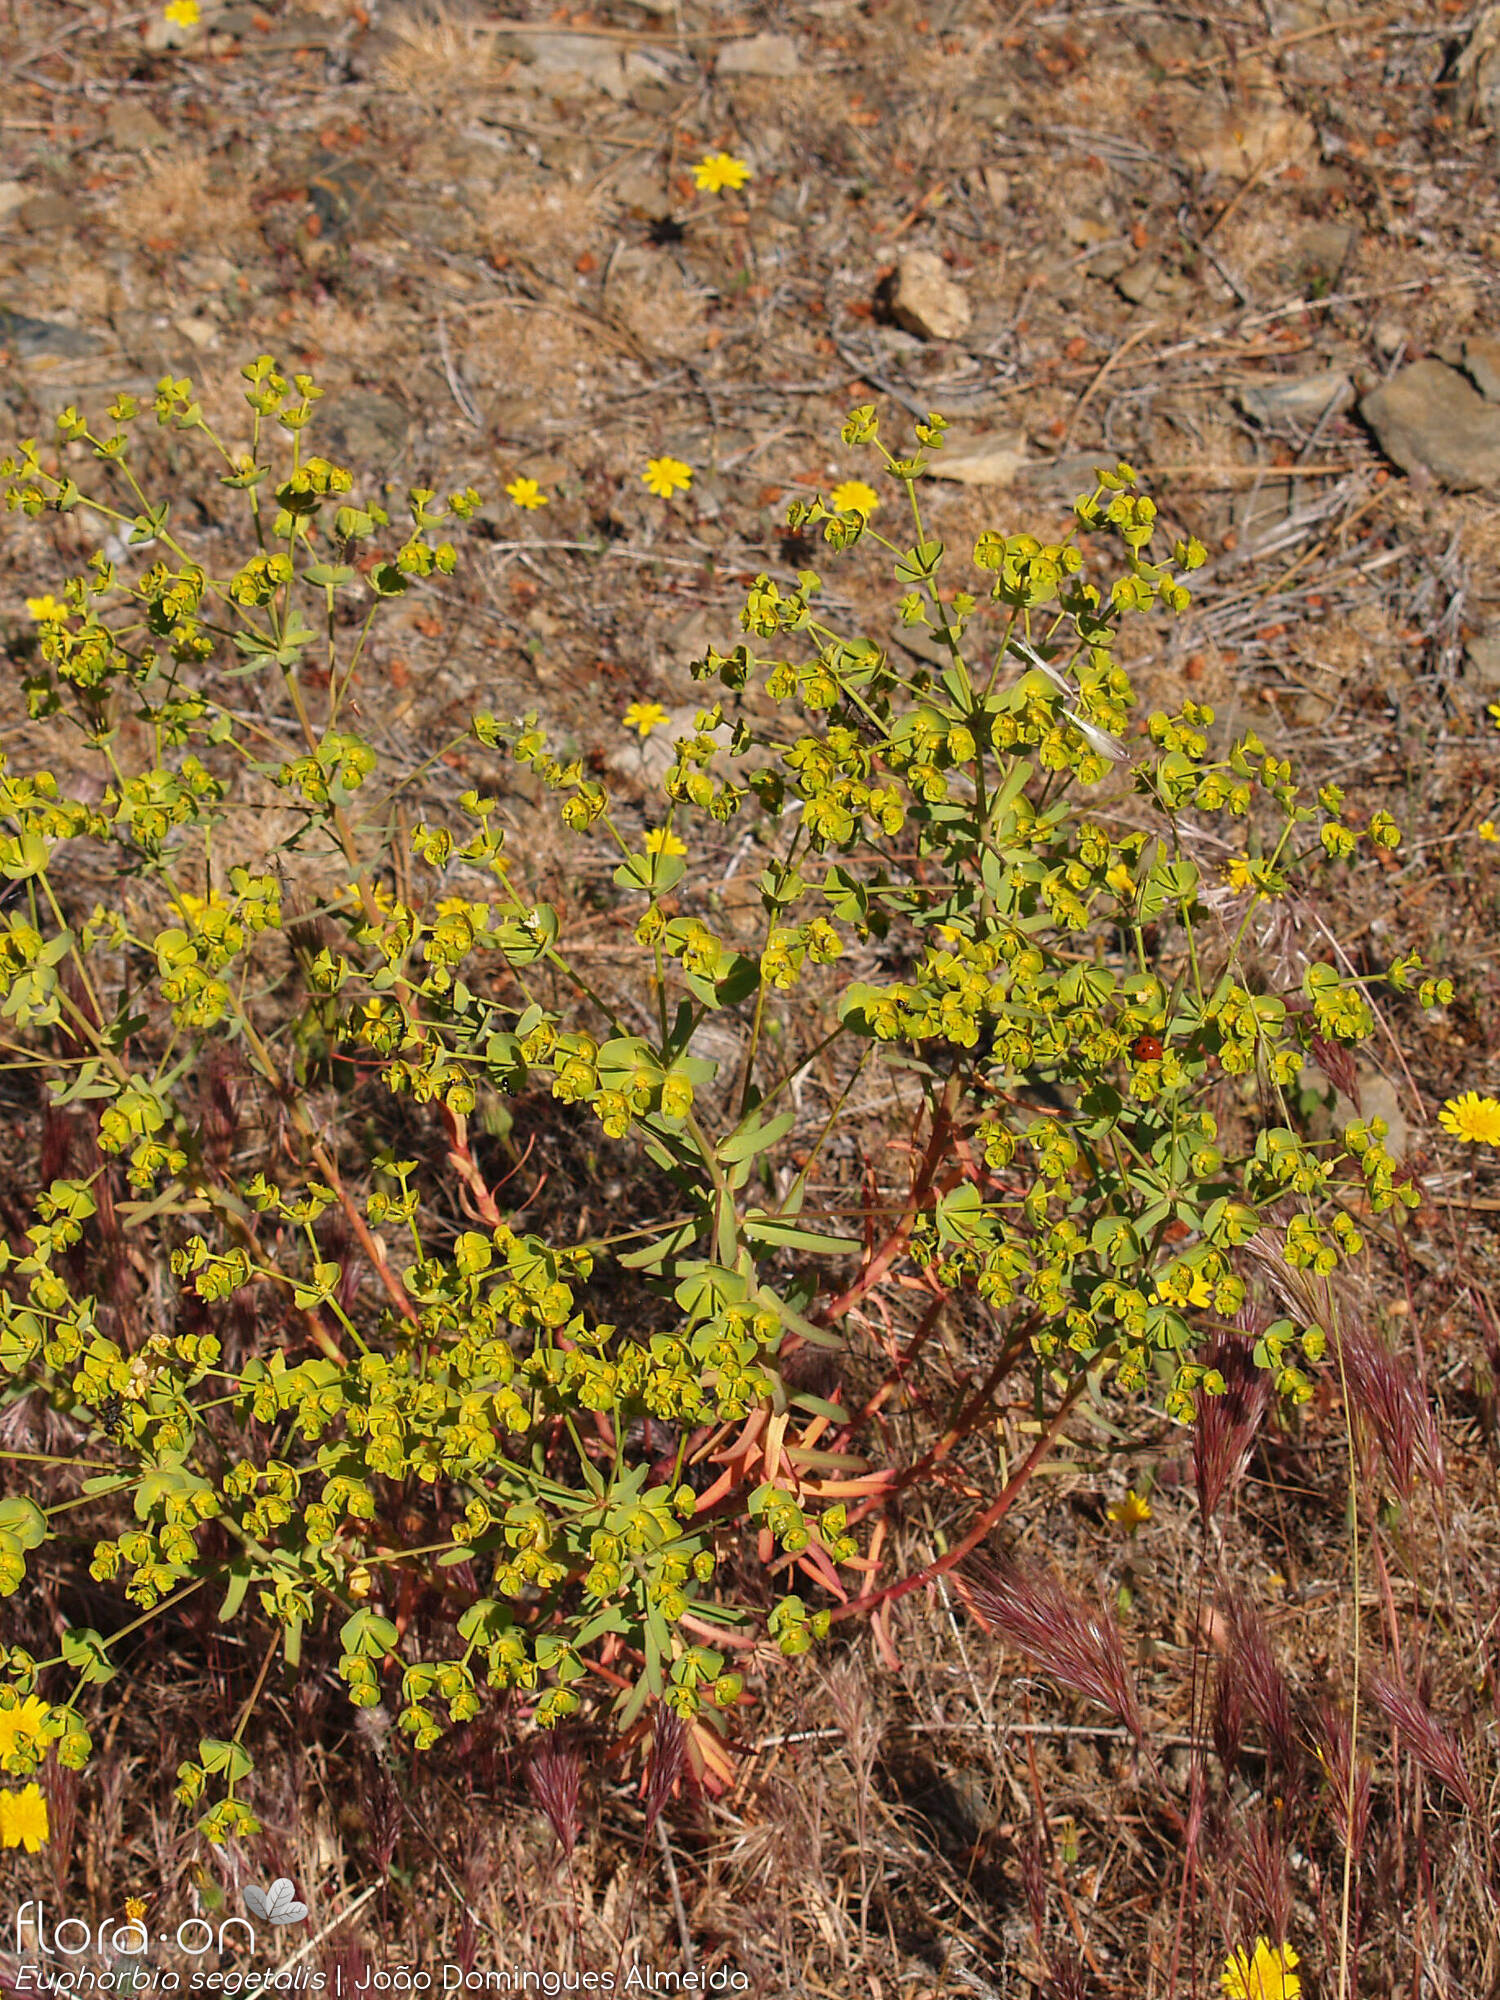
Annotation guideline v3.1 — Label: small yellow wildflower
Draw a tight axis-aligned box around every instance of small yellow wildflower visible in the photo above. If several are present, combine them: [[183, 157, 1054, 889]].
[[643, 829, 687, 858], [162, 0, 199, 25], [25, 594, 67, 623], [504, 476, 548, 511], [1490, 701, 1500, 729], [1225, 854, 1255, 893], [1220, 1937, 1300, 2000], [1479, 820, 1498, 842], [623, 701, 671, 740], [0, 1784, 49, 1852], [1150, 1265, 1214, 1309], [643, 457, 693, 499], [829, 479, 879, 517], [692, 152, 752, 194], [0, 1695, 49, 1764], [1105, 862, 1135, 899], [1106, 1489, 1153, 1534], [1438, 1092, 1500, 1147], [124, 1898, 148, 1924]]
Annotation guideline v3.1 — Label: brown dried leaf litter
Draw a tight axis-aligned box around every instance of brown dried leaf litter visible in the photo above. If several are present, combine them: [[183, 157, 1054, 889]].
[[2, 0, 1500, 1989]]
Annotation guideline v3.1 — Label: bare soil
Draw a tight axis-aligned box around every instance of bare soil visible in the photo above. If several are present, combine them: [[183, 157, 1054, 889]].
[[3, 0, 1500, 1993]]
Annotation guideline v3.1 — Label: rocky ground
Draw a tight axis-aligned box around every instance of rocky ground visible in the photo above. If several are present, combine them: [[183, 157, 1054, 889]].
[[3, 0, 1500, 1992]]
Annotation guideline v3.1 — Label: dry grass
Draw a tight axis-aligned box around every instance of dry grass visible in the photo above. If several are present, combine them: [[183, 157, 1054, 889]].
[[3, 0, 1500, 1990]]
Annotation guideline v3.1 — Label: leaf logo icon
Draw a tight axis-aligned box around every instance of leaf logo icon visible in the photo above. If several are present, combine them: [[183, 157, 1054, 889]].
[[243, 1879, 308, 1926]]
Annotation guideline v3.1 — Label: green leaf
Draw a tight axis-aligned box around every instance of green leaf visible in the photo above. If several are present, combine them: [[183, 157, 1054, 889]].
[[894, 539, 944, 584], [339, 1608, 399, 1658], [788, 1391, 850, 1424], [47, 1061, 120, 1105], [198, 1737, 253, 1782], [718, 1109, 797, 1167], [616, 1219, 699, 1272], [673, 1261, 747, 1316], [79, 1473, 134, 1497], [933, 1182, 987, 1248], [217, 1570, 251, 1622], [742, 1211, 861, 1256], [0, 1497, 46, 1548], [754, 1285, 842, 1349], [1090, 1216, 1142, 1269], [60, 1627, 116, 1684]]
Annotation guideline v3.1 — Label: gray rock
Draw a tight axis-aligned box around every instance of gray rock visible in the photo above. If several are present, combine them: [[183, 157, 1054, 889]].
[[0, 181, 29, 224], [1449, 1, 1500, 128], [256, 9, 339, 50], [717, 32, 800, 78], [1088, 244, 1132, 282], [1233, 473, 1296, 544], [0, 308, 102, 359], [890, 249, 970, 343], [979, 164, 1009, 211], [605, 703, 730, 787], [608, 160, 667, 212], [1292, 220, 1356, 290], [1360, 359, 1500, 490], [16, 192, 85, 234], [510, 32, 689, 101], [660, 606, 713, 665], [1334, 1069, 1411, 1160], [1013, 451, 1110, 502], [1238, 370, 1353, 425], [1462, 334, 1500, 401], [106, 101, 171, 151], [923, 428, 1028, 488], [316, 391, 412, 471], [510, 31, 630, 97], [1464, 631, 1500, 691], [1115, 255, 1164, 304]]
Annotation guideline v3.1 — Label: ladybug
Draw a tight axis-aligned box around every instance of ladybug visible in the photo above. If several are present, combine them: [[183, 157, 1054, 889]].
[[1131, 1032, 1164, 1063]]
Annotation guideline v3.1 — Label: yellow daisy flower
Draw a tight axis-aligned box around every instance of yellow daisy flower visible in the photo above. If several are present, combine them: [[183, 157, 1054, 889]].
[[643, 829, 687, 858], [504, 476, 548, 511], [1221, 1938, 1300, 2000], [829, 479, 879, 517], [643, 457, 693, 499], [1225, 854, 1256, 893], [162, 0, 199, 24], [623, 701, 671, 740], [0, 1695, 49, 1763], [1106, 1488, 1153, 1534], [0, 1783, 49, 1852], [692, 152, 752, 194], [1105, 861, 1135, 898], [1438, 1092, 1500, 1146], [1479, 820, 1498, 842], [25, 594, 68, 623]]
